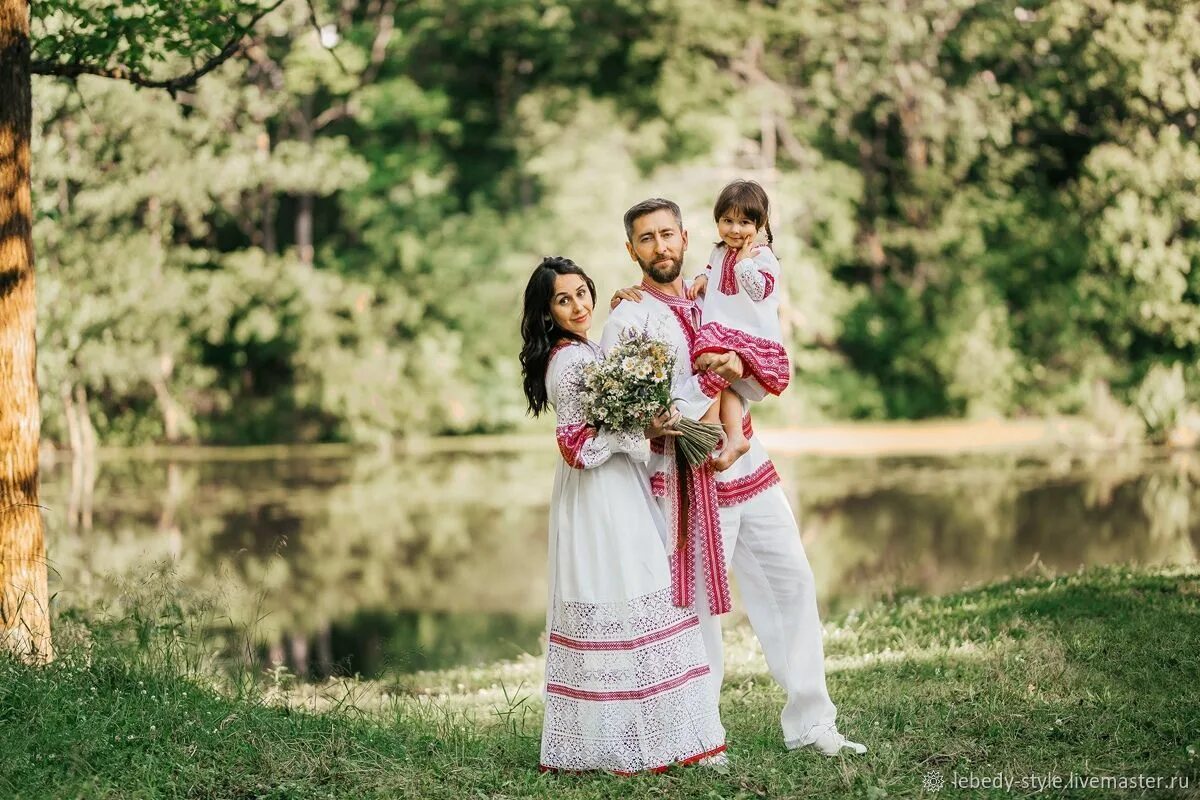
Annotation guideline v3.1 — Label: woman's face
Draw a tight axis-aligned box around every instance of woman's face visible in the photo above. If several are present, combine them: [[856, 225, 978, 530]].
[[549, 273, 593, 337]]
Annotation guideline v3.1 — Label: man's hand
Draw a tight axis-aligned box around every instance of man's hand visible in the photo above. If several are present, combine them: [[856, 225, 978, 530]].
[[687, 274, 709, 301], [711, 352, 745, 383], [609, 285, 644, 310], [645, 407, 683, 440]]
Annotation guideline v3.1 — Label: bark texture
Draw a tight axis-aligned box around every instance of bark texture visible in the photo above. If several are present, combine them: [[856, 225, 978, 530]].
[[0, 0, 52, 663]]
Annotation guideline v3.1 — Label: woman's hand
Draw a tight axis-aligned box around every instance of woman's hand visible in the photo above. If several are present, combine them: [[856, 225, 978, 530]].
[[645, 407, 683, 440], [609, 285, 644, 310], [693, 352, 723, 371], [687, 275, 709, 300]]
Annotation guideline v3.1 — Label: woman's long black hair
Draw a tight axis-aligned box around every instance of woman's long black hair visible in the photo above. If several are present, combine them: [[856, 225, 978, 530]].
[[520, 256, 597, 417]]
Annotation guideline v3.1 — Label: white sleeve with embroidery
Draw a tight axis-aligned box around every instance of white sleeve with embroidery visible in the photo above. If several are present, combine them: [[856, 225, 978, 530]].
[[549, 347, 650, 469], [734, 246, 779, 302]]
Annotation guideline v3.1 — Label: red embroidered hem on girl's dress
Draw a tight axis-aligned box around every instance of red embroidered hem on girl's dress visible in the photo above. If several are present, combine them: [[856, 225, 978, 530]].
[[649, 471, 666, 495], [716, 460, 780, 507], [698, 370, 730, 397], [538, 744, 728, 777], [692, 322, 790, 396]]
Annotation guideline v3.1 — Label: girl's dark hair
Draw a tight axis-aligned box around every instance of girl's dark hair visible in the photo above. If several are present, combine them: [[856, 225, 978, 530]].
[[713, 179, 774, 245], [519, 256, 597, 417]]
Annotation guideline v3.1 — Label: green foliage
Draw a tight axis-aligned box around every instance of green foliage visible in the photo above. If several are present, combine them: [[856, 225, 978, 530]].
[[33, 0, 276, 74], [30, 0, 1200, 443]]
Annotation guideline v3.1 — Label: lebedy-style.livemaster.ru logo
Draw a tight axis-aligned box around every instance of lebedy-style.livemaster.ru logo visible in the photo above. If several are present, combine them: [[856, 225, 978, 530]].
[[923, 770, 946, 792]]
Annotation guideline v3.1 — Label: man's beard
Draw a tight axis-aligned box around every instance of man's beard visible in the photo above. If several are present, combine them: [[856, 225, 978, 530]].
[[639, 254, 682, 284]]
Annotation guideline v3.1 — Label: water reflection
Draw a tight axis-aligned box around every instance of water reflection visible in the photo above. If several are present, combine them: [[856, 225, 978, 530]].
[[40, 445, 1200, 677]]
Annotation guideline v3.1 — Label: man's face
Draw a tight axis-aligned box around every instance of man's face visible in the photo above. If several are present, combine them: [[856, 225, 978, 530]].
[[626, 208, 688, 284]]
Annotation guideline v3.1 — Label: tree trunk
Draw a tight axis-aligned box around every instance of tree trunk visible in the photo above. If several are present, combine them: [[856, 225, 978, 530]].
[[0, 0, 52, 663], [152, 354, 182, 443], [295, 96, 314, 265]]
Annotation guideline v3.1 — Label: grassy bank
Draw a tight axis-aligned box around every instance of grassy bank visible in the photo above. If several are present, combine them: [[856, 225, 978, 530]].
[[3, 566, 1198, 799]]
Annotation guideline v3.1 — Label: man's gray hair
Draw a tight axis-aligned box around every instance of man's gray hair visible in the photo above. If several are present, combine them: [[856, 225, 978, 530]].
[[623, 198, 683, 241]]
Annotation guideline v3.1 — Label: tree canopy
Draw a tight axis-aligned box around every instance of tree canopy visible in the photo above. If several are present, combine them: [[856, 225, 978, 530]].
[[29, 0, 1200, 446]]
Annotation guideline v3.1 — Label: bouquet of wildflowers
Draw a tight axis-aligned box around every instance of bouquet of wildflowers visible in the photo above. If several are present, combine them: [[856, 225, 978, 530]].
[[580, 328, 723, 466]]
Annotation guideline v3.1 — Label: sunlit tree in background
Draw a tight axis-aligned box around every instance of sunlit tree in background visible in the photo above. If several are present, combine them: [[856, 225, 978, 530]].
[[0, 0, 284, 663]]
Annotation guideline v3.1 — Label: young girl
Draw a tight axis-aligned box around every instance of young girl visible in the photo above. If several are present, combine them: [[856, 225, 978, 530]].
[[690, 180, 790, 471]]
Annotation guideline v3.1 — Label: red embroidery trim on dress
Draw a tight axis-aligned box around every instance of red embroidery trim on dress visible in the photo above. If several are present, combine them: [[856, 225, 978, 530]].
[[671, 306, 697, 348], [742, 414, 753, 440], [650, 471, 666, 495], [549, 340, 577, 361], [668, 456, 732, 615], [637, 282, 699, 348], [698, 370, 729, 398], [539, 744, 727, 776], [549, 616, 699, 651], [556, 422, 596, 469], [633, 287, 732, 616], [637, 282, 694, 308], [718, 246, 740, 295], [761, 271, 775, 299], [693, 321, 791, 396], [546, 664, 710, 702], [716, 460, 780, 507]]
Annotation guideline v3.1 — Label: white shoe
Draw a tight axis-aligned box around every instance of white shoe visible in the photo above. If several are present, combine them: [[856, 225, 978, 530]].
[[800, 728, 868, 756], [697, 752, 730, 773]]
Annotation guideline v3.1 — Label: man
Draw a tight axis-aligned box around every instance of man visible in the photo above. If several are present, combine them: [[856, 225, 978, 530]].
[[599, 197, 866, 756]]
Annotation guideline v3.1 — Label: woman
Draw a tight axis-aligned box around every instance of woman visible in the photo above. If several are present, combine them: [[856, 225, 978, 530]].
[[520, 256, 727, 774]]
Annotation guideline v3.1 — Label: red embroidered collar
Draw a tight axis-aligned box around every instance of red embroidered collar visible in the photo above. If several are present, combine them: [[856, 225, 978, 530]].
[[549, 339, 595, 360], [639, 281, 693, 309]]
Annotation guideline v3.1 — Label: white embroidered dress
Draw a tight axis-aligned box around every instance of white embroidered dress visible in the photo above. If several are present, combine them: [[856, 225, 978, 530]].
[[693, 243, 790, 395], [539, 340, 727, 774]]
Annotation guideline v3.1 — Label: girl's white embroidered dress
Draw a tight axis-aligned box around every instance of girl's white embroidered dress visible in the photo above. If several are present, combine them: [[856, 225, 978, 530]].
[[539, 340, 727, 774], [693, 243, 790, 395]]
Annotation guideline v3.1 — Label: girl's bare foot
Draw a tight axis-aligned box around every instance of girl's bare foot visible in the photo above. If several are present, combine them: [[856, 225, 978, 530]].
[[711, 434, 750, 472]]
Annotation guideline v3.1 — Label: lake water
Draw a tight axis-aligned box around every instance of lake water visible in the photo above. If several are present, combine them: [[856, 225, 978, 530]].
[[40, 443, 1200, 679]]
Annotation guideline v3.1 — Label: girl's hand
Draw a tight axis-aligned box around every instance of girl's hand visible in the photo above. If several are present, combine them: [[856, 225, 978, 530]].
[[610, 285, 644, 310], [687, 275, 709, 300], [738, 233, 759, 262], [645, 407, 683, 440]]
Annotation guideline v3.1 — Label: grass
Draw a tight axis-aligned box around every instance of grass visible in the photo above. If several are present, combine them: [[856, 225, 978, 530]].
[[2, 565, 1198, 799]]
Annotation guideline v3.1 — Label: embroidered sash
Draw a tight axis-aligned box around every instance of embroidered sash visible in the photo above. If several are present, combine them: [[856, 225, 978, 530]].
[[639, 282, 732, 615]]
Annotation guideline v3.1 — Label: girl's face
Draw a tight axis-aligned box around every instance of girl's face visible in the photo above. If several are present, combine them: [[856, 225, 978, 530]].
[[717, 207, 760, 250], [549, 273, 593, 337]]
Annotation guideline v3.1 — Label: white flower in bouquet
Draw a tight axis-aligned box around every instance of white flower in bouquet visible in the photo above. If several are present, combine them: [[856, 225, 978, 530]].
[[580, 328, 675, 435], [579, 327, 723, 466]]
